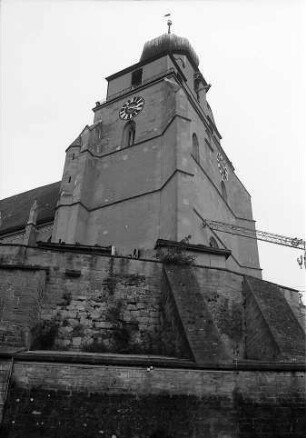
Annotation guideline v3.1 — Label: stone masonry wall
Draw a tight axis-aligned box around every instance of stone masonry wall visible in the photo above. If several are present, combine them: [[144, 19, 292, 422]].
[[0, 244, 304, 362], [0, 360, 11, 424], [0, 244, 305, 436], [279, 285, 306, 331], [159, 270, 192, 359], [0, 245, 200, 357], [0, 245, 168, 354], [41, 256, 163, 354], [244, 277, 280, 361], [194, 267, 245, 360], [164, 265, 229, 364], [0, 268, 46, 348], [0, 359, 305, 438], [244, 277, 305, 361]]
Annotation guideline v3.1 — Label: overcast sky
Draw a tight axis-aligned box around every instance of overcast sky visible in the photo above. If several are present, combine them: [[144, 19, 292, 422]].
[[1, 0, 305, 294]]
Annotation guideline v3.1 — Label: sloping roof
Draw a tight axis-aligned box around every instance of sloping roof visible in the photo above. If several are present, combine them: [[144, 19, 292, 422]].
[[69, 135, 82, 148], [0, 181, 61, 235]]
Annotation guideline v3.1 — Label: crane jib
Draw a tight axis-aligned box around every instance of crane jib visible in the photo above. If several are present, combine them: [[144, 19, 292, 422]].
[[202, 219, 305, 251]]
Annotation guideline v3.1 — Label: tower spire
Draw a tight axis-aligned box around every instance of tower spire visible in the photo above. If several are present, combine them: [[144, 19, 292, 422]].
[[164, 13, 172, 34]]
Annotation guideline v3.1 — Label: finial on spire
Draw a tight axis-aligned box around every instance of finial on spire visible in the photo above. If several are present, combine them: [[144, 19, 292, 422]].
[[164, 13, 172, 34]]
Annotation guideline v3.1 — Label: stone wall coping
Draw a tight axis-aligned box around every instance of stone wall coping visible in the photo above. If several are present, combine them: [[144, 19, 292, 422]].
[[0, 350, 305, 372], [37, 241, 112, 255], [0, 263, 49, 272], [155, 238, 232, 259], [0, 242, 300, 293]]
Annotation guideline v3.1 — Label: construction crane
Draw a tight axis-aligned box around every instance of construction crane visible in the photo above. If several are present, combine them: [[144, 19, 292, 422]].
[[202, 218, 306, 269]]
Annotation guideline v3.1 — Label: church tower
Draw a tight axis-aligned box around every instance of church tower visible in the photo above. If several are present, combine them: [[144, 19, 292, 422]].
[[0, 28, 305, 438], [52, 32, 261, 278]]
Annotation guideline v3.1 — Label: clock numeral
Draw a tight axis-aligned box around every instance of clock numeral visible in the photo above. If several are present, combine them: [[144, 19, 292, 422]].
[[119, 96, 145, 120]]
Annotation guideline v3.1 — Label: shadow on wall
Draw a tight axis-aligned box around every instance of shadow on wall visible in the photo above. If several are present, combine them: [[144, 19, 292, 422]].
[[150, 431, 173, 438]]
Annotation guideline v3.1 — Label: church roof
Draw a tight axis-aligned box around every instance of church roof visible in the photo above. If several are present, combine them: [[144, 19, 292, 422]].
[[0, 181, 61, 236], [140, 33, 200, 68], [68, 135, 82, 148]]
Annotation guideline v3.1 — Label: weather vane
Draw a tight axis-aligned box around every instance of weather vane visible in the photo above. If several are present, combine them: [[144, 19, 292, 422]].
[[164, 13, 172, 34]]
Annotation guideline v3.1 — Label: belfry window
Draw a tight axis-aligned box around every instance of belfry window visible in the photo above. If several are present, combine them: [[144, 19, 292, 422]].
[[192, 133, 200, 163], [131, 69, 143, 88], [122, 121, 136, 148], [221, 180, 228, 202], [194, 73, 201, 101]]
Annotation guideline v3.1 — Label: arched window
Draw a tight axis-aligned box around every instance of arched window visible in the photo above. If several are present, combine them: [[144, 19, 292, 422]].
[[192, 133, 200, 163], [131, 68, 143, 87], [221, 180, 227, 202], [122, 121, 136, 148], [209, 237, 219, 248]]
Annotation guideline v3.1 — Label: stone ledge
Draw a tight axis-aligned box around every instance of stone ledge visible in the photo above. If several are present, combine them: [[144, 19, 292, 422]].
[[0, 351, 304, 371], [37, 241, 112, 255], [155, 238, 231, 259], [0, 263, 49, 271]]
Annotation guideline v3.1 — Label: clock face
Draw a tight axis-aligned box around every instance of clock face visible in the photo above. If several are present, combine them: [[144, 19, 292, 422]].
[[119, 96, 145, 120], [216, 152, 229, 180]]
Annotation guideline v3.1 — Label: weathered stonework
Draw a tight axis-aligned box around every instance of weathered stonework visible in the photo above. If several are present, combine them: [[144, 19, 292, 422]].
[[0, 243, 304, 362], [0, 31, 305, 438], [0, 357, 305, 438]]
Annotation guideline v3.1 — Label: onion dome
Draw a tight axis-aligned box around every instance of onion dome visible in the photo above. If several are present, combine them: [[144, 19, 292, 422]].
[[140, 33, 199, 68]]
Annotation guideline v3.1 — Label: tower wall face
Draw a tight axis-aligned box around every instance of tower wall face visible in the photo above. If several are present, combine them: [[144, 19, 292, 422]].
[[52, 52, 261, 275], [106, 56, 170, 100]]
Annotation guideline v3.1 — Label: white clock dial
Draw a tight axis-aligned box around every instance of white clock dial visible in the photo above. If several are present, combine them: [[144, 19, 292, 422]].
[[119, 96, 145, 120]]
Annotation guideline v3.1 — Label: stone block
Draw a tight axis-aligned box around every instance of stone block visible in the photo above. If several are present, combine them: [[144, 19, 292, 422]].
[[94, 321, 113, 329], [72, 337, 82, 346], [59, 326, 73, 335], [91, 311, 102, 320]]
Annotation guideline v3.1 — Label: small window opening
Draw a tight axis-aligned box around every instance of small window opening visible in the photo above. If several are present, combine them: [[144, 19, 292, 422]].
[[131, 69, 143, 87], [72, 153, 75, 160], [192, 133, 200, 163], [122, 121, 136, 148], [68, 176, 71, 183], [128, 128, 135, 146], [221, 180, 228, 202], [194, 79, 200, 90], [209, 237, 219, 248], [194, 73, 201, 101]]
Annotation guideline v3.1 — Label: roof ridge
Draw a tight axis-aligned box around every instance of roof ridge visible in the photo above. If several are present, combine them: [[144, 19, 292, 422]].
[[0, 181, 61, 203]]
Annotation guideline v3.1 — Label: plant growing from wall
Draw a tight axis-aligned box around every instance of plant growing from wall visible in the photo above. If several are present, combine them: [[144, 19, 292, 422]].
[[82, 339, 107, 353], [156, 246, 195, 266], [106, 302, 122, 322], [60, 291, 72, 306], [103, 276, 117, 295], [72, 323, 84, 337], [113, 326, 131, 353], [30, 320, 59, 350]]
